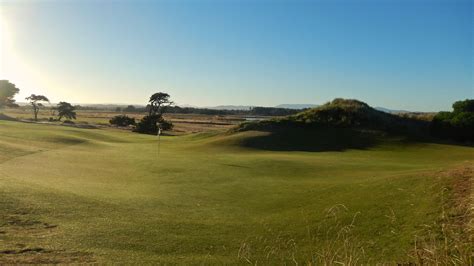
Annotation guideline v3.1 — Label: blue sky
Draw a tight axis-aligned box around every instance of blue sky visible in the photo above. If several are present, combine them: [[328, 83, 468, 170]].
[[0, 0, 472, 111]]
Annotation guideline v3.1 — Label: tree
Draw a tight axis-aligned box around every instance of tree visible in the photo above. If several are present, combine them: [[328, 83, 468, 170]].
[[431, 99, 474, 141], [0, 80, 20, 108], [56, 101, 77, 121], [452, 99, 474, 113], [148, 92, 173, 116], [25, 94, 49, 121], [135, 92, 174, 134]]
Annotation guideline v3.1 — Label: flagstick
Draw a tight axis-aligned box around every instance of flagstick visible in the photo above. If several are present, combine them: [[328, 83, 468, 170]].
[[158, 130, 161, 155], [156, 122, 162, 157]]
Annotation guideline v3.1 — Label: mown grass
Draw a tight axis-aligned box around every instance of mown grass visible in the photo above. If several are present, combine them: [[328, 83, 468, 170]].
[[0, 120, 472, 263]]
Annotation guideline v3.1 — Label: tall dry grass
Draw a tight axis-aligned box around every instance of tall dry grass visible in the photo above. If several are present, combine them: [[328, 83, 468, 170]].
[[408, 167, 473, 265], [238, 167, 473, 265], [238, 204, 365, 265]]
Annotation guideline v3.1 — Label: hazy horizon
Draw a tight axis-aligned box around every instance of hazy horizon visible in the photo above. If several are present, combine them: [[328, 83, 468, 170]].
[[1, 0, 472, 112]]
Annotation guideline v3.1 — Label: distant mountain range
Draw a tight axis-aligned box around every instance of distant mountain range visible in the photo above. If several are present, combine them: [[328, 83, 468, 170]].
[[374, 107, 411, 114], [275, 104, 319, 109], [207, 104, 319, 110], [207, 105, 254, 110]]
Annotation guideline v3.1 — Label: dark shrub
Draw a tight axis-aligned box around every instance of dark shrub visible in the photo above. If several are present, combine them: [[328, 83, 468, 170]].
[[134, 115, 173, 134], [109, 115, 136, 127], [452, 99, 474, 113], [430, 100, 474, 142], [159, 119, 173, 131]]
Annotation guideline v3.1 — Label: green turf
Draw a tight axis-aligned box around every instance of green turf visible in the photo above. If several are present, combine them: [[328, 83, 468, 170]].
[[0, 120, 472, 263]]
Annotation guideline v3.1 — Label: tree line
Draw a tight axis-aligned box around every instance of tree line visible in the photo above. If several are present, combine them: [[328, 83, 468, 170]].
[[0, 80, 172, 134], [114, 105, 302, 116], [0, 80, 76, 122], [1, 79, 473, 140]]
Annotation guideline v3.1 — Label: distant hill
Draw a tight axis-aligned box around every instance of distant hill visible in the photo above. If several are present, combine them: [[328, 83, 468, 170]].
[[208, 105, 254, 110], [209, 104, 318, 110], [275, 104, 318, 109], [375, 107, 410, 114], [77, 103, 146, 109]]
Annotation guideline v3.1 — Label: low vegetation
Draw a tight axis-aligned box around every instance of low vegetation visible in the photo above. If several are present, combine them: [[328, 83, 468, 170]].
[[109, 115, 136, 127]]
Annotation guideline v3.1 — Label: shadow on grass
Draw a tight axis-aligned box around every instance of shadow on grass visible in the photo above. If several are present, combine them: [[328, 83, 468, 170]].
[[239, 127, 381, 152], [0, 113, 17, 121]]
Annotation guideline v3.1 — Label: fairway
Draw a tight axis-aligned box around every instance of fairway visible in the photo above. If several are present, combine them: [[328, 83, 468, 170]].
[[0, 120, 473, 263]]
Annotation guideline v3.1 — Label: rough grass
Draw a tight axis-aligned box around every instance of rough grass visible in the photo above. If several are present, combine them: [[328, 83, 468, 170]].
[[1, 108, 237, 133], [408, 166, 473, 264], [0, 120, 472, 263]]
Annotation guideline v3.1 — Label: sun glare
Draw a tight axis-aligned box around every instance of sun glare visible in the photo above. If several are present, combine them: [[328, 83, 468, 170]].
[[0, 9, 51, 100], [0, 10, 23, 84], [0, 8, 12, 79]]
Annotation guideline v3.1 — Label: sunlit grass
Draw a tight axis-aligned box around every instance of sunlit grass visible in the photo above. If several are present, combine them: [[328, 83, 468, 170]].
[[0, 120, 472, 263]]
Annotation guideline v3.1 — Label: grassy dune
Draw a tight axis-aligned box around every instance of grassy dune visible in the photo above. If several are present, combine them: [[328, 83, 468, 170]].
[[0, 120, 472, 263]]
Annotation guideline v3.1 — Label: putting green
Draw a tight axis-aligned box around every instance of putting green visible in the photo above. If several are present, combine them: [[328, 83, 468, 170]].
[[0, 120, 472, 263]]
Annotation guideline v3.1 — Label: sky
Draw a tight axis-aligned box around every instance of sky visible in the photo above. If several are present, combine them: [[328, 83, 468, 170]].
[[0, 0, 472, 111]]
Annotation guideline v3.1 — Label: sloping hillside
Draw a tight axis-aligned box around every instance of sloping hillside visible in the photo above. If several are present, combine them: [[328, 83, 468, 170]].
[[236, 98, 427, 134], [228, 99, 429, 151]]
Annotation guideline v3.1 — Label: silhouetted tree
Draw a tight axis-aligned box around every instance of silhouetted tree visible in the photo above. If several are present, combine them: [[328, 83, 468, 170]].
[[0, 80, 20, 108], [56, 101, 77, 121], [136, 92, 174, 134], [148, 92, 173, 116], [26, 94, 49, 121], [134, 114, 173, 134]]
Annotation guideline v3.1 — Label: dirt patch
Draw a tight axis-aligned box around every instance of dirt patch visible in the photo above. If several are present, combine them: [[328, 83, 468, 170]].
[[0, 249, 95, 264], [0, 247, 46, 254], [0, 208, 95, 264], [1, 214, 57, 230]]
